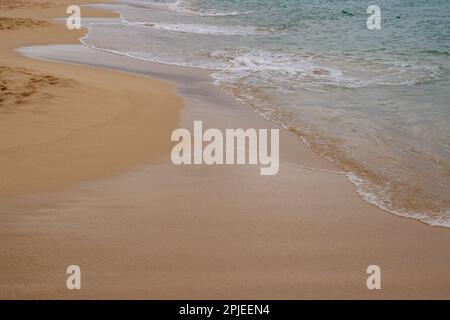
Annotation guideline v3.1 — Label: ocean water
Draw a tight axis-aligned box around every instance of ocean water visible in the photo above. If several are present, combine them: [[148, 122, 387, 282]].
[[81, 0, 450, 227]]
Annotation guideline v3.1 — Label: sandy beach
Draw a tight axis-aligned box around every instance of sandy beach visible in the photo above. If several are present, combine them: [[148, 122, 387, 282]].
[[0, 0, 449, 299]]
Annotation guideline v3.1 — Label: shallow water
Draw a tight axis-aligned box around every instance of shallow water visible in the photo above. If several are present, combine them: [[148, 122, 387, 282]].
[[81, 0, 450, 227]]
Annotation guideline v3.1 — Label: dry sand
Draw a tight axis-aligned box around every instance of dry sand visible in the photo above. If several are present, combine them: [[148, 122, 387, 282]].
[[0, 0, 449, 299], [0, 0, 183, 196]]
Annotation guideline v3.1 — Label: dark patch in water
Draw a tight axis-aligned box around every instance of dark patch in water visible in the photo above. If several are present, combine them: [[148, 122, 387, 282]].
[[341, 10, 354, 16]]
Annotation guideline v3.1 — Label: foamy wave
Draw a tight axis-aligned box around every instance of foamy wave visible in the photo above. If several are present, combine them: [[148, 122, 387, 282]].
[[346, 172, 450, 228], [209, 49, 444, 91], [140, 0, 252, 17], [209, 49, 355, 88], [131, 21, 264, 36]]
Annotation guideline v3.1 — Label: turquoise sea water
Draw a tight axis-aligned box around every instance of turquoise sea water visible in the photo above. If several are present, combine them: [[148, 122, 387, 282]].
[[82, 0, 450, 227]]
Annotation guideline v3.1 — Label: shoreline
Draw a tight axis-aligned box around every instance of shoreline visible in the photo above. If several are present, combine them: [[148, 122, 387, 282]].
[[72, 1, 449, 229], [6, 0, 448, 229], [1, 0, 450, 299]]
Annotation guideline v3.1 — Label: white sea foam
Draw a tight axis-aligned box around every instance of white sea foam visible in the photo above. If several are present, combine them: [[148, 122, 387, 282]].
[[130, 21, 264, 36], [209, 49, 368, 91], [209, 49, 441, 91], [346, 172, 450, 228]]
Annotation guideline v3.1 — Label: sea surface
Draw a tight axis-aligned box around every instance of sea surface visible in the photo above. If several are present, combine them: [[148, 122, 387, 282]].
[[81, 0, 450, 227]]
